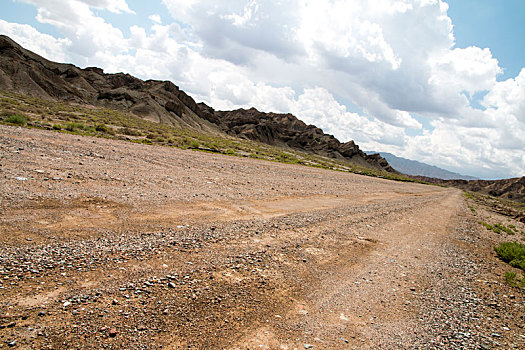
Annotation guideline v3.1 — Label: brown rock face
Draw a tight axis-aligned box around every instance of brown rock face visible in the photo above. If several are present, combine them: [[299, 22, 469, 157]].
[[0, 34, 395, 173], [208, 108, 395, 172]]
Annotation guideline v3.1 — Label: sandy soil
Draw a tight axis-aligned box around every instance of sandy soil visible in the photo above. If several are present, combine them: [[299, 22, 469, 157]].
[[1, 125, 524, 349]]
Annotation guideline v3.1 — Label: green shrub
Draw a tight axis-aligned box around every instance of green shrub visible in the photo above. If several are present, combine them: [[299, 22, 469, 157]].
[[52, 124, 62, 130], [121, 127, 142, 136], [480, 221, 516, 235], [95, 124, 109, 132], [494, 223, 515, 235], [207, 142, 220, 151], [276, 152, 299, 164], [463, 192, 475, 200], [495, 242, 525, 271], [505, 271, 518, 287], [64, 122, 84, 131], [190, 140, 200, 148], [3, 114, 27, 125]]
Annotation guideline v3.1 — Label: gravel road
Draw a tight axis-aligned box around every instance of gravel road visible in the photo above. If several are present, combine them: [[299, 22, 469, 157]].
[[1, 125, 524, 349]]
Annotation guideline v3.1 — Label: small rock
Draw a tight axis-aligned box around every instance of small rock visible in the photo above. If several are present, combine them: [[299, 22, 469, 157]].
[[109, 328, 117, 337], [38, 311, 46, 317], [8, 341, 17, 347], [15, 176, 27, 181], [168, 282, 176, 288], [112, 299, 119, 305], [304, 344, 313, 349], [63, 301, 71, 307]]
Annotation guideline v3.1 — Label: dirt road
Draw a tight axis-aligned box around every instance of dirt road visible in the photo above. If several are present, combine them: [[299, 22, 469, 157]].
[[1, 125, 524, 349]]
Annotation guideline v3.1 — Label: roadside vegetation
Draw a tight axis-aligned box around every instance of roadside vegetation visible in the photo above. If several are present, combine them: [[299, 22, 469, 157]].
[[496, 242, 525, 271], [463, 191, 525, 289], [496, 242, 525, 289], [479, 221, 520, 235], [463, 190, 525, 213], [0, 90, 422, 183]]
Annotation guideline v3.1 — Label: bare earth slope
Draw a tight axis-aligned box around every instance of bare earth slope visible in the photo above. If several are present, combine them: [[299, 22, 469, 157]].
[[1, 125, 525, 349]]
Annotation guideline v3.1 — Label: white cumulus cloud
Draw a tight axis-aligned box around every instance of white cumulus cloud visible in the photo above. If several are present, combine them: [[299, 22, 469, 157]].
[[1, 0, 524, 178]]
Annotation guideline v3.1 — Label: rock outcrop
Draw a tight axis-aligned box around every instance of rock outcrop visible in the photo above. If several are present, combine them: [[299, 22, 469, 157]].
[[206, 107, 395, 171]]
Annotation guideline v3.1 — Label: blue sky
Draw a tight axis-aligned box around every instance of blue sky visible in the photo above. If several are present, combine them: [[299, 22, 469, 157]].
[[447, 0, 525, 81], [0, 0, 524, 179]]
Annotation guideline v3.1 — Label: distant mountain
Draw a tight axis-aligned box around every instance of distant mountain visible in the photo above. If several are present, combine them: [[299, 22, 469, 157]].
[[0, 34, 394, 173], [365, 151, 478, 180]]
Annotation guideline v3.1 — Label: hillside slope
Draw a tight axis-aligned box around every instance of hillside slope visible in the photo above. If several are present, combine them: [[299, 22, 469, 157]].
[[0, 34, 393, 172], [411, 176, 525, 203]]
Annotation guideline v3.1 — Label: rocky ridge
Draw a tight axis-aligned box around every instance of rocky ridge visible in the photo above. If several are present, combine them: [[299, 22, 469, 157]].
[[410, 176, 525, 204], [0, 34, 393, 172]]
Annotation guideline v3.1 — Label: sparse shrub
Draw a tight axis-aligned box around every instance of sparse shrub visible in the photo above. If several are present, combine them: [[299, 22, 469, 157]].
[[190, 140, 200, 148], [494, 223, 515, 235], [495, 242, 525, 271], [505, 271, 518, 287], [463, 192, 475, 200], [95, 124, 109, 132], [121, 127, 142, 136], [481, 221, 517, 235], [3, 114, 27, 125], [52, 124, 62, 130], [64, 122, 95, 133], [503, 271, 525, 288], [64, 122, 83, 131], [276, 152, 299, 164]]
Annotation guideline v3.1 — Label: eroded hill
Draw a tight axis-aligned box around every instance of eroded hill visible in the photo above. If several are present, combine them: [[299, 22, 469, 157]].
[[0, 34, 393, 172]]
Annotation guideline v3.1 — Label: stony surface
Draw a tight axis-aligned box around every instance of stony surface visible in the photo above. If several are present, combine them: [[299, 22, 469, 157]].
[[1, 125, 525, 349]]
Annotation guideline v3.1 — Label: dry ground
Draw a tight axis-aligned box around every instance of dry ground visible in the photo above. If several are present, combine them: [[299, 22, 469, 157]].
[[1, 125, 524, 349]]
